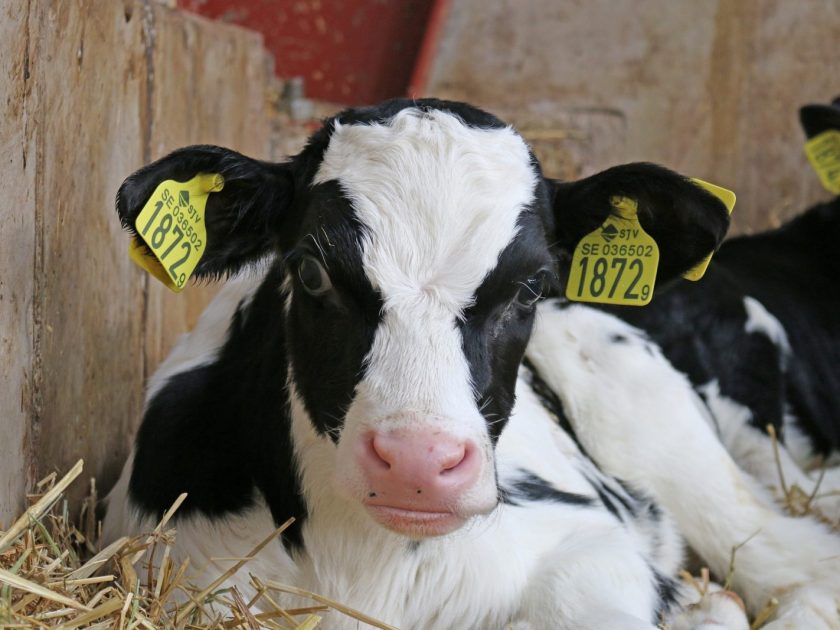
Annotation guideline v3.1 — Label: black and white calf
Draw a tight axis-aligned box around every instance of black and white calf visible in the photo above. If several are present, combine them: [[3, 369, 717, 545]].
[[103, 99, 838, 629], [609, 97, 840, 523]]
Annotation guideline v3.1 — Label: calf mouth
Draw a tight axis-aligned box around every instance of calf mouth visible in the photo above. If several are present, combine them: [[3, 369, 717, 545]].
[[363, 502, 467, 538]]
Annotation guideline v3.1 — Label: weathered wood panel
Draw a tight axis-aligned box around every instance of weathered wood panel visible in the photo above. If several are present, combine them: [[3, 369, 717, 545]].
[[143, 5, 270, 374], [0, 0, 37, 525], [0, 0, 273, 513], [33, 2, 149, 504], [427, 0, 840, 234]]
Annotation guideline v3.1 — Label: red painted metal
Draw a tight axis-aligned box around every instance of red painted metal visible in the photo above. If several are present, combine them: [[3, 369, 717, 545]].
[[407, 0, 450, 98], [178, 0, 434, 105]]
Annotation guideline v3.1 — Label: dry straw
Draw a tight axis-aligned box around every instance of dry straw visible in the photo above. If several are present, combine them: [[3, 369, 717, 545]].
[[0, 460, 394, 629], [3, 453, 831, 629]]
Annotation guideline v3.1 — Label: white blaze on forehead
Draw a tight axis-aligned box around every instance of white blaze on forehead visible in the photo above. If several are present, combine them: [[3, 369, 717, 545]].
[[315, 109, 535, 510], [313, 107, 537, 313]]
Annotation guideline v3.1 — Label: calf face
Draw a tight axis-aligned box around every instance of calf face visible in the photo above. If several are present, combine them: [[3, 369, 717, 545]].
[[117, 98, 729, 537]]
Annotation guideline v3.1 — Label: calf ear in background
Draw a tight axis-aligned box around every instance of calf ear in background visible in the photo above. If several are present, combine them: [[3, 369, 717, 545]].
[[551, 163, 731, 284], [799, 95, 840, 139], [116, 145, 294, 279]]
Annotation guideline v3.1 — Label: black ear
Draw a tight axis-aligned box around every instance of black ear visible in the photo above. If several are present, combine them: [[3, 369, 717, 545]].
[[551, 163, 731, 284], [116, 145, 294, 278], [799, 96, 840, 139]]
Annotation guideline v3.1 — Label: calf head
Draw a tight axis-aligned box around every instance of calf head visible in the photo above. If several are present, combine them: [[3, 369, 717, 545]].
[[117, 99, 729, 538]]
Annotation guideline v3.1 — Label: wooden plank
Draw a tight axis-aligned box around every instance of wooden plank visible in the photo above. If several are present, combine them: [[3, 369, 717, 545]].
[[0, 1, 274, 514], [426, 0, 840, 233], [0, 0, 37, 525], [33, 1, 148, 504], [143, 5, 271, 373]]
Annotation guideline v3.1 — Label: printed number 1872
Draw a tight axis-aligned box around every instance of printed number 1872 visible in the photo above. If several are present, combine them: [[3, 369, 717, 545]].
[[574, 256, 650, 302], [139, 188, 204, 288]]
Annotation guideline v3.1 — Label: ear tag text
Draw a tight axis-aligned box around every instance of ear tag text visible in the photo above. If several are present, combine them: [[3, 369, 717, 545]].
[[683, 178, 736, 281], [805, 130, 840, 195], [566, 196, 659, 306], [130, 173, 224, 292]]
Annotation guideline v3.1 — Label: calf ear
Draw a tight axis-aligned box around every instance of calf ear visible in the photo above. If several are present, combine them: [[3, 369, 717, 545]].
[[551, 163, 731, 283], [116, 145, 294, 278], [799, 95, 840, 138]]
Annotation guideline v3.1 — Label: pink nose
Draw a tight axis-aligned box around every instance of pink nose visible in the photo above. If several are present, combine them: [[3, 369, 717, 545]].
[[358, 428, 480, 509]]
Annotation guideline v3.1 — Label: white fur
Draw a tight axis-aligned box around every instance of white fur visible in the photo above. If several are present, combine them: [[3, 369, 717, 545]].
[[742, 296, 790, 354], [700, 380, 840, 524], [314, 109, 538, 515], [527, 303, 840, 627]]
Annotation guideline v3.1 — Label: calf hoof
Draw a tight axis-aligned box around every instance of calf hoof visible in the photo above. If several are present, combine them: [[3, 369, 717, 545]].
[[670, 590, 749, 630]]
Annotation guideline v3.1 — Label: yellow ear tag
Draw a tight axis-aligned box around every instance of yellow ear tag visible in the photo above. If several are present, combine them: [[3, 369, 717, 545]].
[[129, 173, 224, 292], [566, 196, 659, 306], [804, 130, 840, 195], [682, 178, 736, 281]]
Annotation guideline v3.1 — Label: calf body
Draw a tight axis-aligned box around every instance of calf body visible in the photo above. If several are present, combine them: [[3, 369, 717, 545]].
[[105, 269, 723, 629], [105, 98, 809, 628], [609, 99, 840, 522]]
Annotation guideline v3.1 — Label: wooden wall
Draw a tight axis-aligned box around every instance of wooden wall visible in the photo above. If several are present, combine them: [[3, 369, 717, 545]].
[[0, 0, 271, 523], [426, 0, 840, 234]]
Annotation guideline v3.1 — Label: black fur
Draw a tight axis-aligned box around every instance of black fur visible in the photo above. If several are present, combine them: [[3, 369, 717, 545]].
[[550, 163, 731, 290], [283, 181, 383, 440], [500, 470, 595, 507], [653, 570, 681, 619], [460, 211, 555, 442], [116, 146, 295, 279], [611, 197, 840, 456], [606, 98, 840, 457], [129, 264, 308, 548]]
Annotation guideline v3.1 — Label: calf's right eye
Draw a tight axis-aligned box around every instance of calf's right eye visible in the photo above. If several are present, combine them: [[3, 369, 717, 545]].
[[298, 256, 333, 296]]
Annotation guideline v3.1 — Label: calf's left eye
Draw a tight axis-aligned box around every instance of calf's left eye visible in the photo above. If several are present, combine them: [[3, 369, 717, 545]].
[[298, 256, 333, 296]]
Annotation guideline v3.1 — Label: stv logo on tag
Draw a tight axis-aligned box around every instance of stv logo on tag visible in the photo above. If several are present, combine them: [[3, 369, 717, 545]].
[[600, 224, 618, 242]]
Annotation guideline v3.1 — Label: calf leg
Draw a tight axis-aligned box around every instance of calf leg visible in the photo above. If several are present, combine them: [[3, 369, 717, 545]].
[[703, 382, 840, 525], [528, 303, 840, 627], [512, 535, 747, 630]]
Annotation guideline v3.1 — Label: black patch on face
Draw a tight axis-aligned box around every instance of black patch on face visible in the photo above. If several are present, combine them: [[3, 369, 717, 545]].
[[500, 470, 594, 507], [284, 181, 383, 440], [460, 210, 554, 442], [128, 264, 308, 549], [610, 333, 628, 343]]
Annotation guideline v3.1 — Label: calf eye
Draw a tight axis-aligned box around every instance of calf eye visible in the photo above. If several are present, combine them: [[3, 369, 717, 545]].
[[513, 276, 545, 310], [297, 256, 332, 296]]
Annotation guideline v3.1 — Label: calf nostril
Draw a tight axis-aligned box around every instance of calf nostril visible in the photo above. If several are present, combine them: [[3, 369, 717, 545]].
[[368, 436, 392, 470], [440, 444, 468, 474]]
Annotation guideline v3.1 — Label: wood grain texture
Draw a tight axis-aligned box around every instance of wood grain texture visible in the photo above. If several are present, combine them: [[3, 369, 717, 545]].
[[0, 0, 273, 513], [33, 1, 148, 504], [426, 0, 840, 234], [0, 0, 37, 525]]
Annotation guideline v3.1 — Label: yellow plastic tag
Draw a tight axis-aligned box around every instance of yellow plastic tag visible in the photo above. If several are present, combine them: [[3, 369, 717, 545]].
[[566, 196, 659, 306], [683, 178, 737, 281], [130, 173, 224, 291], [805, 130, 840, 194]]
